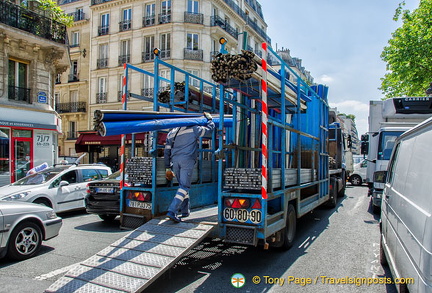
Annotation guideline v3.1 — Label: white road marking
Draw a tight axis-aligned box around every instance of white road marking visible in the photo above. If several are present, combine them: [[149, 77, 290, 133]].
[[33, 262, 80, 280]]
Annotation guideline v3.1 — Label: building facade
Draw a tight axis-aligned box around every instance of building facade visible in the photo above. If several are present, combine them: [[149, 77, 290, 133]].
[[0, 0, 69, 186], [57, 0, 271, 168]]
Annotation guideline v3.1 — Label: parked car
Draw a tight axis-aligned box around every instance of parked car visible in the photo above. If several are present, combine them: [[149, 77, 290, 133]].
[[0, 201, 62, 260], [349, 159, 367, 186], [379, 117, 432, 292], [85, 170, 127, 222], [0, 164, 112, 213]]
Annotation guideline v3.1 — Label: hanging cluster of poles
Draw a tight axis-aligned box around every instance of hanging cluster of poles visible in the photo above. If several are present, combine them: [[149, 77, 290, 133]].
[[93, 110, 233, 137]]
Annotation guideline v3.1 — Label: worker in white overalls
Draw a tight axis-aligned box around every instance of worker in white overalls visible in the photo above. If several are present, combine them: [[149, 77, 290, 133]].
[[164, 112, 214, 222]]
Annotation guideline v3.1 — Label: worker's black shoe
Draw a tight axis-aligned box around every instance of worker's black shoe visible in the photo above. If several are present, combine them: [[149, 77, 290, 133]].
[[167, 211, 181, 223]]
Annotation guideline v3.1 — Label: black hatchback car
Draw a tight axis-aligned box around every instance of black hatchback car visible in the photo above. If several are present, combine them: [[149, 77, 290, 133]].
[[85, 171, 127, 222]]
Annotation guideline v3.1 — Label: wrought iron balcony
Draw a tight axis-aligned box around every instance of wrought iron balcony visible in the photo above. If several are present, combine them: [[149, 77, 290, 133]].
[[8, 86, 31, 103], [210, 15, 238, 39], [119, 20, 131, 32], [117, 91, 130, 102], [141, 88, 154, 98], [66, 131, 78, 140], [184, 12, 203, 24], [118, 55, 130, 66], [0, 1, 67, 44], [159, 49, 170, 60], [96, 93, 107, 104], [158, 13, 171, 24], [142, 52, 155, 63], [184, 48, 203, 61], [68, 74, 79, 82], [142, 15, 155, 27], [67, 11, 85, 22], [91, 0, 112, 5], [98, 25, 109, 36], [97, 58, 108, 69], [56, 102, 86, 113]]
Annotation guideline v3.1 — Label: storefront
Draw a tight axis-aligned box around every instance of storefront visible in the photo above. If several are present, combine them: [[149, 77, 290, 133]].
[[0, 109, 61, 186]]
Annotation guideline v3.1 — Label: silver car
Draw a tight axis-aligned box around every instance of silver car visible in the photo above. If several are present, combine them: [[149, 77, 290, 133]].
[[0, 201, 62, 260], [0, 164, 112, 213]]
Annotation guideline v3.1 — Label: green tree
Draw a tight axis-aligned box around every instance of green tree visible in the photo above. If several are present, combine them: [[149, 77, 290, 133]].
[[380, 0, 432, 98], [34, 0, 73, 27]]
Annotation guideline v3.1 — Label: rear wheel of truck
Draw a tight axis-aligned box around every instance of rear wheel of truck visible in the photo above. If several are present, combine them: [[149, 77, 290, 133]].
[[99, 214, 117, 222], [282, 204, 296, 250]]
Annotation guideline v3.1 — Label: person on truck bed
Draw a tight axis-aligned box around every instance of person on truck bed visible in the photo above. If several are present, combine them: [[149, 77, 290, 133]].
[[164, 112, 214, 222]]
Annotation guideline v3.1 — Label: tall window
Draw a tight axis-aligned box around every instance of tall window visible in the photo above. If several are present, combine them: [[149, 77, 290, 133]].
[[99, 13, 110, 35], [160, 33, 171, 59], [70, 90, 78, 112], [143, 36, 155, 61], [97, 77, 107, 103], [187, 33, 199, 50], [97, 44, 109, 68], [8, 59, 29, 103], [71, 31, 80, 47], [187, 0, 199, 13], [160, 0, 171, 23], [120, 8, 132, 31], [69, 121, 76, 139], [69, 61, 78, 82], [144, 3, 155, 26], [187, 69, 199, 87], [119, 40, 131, 65]]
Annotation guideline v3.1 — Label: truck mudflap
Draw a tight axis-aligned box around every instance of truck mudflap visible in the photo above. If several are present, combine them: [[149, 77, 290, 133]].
[[224, 224, 258, 246]]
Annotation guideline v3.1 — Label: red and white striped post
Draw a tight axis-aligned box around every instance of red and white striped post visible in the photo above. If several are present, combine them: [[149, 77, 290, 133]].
[[261, 42, 268, 200], [119, 64, 127, 189]]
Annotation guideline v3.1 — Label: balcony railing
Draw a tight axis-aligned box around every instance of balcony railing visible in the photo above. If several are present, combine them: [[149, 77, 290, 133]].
[[141, 88, 154, 98], [210, 15, 238, 39], [159, 49, 170, 60], [184, 12, 203, 24], [67, 11, 85, 22], [117, 91, 131, 102], [68, 74, 79, 82], [210, 51, 220, 61], [56, 102, 87, 113], [118, 54, 130, 66], [91, 0, 112, 5], [119, 20, 131, 32], [66, 131, 78, 140], [8, 86, 31, 103], [96, 93, 107, 104], [184, 48, 203, 61], [98, 25, 109, 36], [158, 13, 171, 24], [142, 51, 155, 63], [97, 58, 108, 69], [142, 15, 155, 27], [0, 1, 67, 44]]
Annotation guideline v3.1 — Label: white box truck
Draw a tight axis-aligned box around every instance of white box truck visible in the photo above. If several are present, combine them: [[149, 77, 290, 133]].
[[364, 97, 432, 213]]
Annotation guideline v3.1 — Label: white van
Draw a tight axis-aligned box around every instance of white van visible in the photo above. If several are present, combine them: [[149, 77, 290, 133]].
[[379, 117, 432, 293], [349, 159, 367, 186]]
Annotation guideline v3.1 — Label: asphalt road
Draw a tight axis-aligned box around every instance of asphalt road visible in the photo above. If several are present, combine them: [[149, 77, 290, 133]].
[[0, 185, 396, 293]]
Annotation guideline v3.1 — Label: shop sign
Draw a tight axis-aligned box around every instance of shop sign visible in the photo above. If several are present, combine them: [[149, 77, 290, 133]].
[[38, 92, 47, 104]]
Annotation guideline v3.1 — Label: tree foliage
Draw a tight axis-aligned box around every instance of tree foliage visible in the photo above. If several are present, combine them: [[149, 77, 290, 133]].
[[34, 0, 73, 27], [380, 0, 432, 98]]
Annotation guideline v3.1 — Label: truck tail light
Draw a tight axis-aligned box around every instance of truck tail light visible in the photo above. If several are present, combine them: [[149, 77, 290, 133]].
[[224, 198, 250, 209], [251, 199, 262, 209], [126, 191, 152, 202]]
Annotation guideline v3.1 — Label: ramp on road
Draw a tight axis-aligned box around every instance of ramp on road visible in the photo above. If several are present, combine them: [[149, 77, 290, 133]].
[[45, 218, 215, 293]]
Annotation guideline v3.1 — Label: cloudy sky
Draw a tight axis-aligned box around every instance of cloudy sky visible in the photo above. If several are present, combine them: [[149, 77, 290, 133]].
[[260, 0, 420, 136]]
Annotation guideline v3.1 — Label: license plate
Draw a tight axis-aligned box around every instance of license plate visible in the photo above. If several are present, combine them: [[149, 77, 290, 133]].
[[95, 187, 114, 193], [128, 200, 152, 209]]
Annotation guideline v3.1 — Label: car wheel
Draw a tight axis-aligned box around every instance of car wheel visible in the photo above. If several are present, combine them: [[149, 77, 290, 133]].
[[33, 198, 52, 208], [350, 175, 362, 186], [281, 204, 296, 250], [99, 214, 117, 222], [7, 222, 42, 260]]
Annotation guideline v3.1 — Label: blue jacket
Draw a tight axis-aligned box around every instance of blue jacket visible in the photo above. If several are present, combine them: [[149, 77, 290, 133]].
[[164, 120, 215, 168]]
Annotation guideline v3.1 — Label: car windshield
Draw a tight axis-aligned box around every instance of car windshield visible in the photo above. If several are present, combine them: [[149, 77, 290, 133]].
[[377, 131, 404, 160], [12, 167, 69, 185]]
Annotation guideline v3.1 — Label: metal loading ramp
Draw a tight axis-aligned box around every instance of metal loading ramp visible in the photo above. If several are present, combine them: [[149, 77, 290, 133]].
[[45, 218, 215, 293]]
